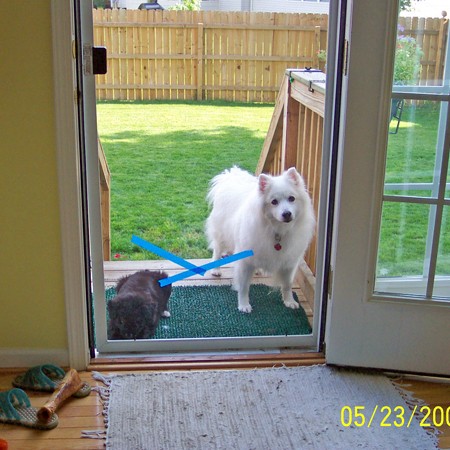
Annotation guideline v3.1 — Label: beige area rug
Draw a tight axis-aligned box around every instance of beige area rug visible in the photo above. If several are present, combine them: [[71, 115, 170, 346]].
[[88, 365, 438, 449]]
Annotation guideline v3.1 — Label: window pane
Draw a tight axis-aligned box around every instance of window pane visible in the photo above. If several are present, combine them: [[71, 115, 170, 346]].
[[375, 202, 430, 297], [385, 101, 439, 198]]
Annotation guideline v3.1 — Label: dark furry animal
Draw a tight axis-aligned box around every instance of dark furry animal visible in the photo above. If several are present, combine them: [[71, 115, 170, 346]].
[[107, 270, 172, 340]]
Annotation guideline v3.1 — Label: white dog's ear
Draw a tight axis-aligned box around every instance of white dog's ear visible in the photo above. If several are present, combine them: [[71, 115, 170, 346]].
[[286, 167, 305, 189], [258, 174, 271, 193]]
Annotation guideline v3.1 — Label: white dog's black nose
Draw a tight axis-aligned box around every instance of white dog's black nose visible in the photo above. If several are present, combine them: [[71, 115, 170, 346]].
[[282, 211, 292, 222]]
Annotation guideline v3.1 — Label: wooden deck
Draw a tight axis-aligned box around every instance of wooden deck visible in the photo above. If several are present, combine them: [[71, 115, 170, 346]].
[[103, 258, 315, 325]]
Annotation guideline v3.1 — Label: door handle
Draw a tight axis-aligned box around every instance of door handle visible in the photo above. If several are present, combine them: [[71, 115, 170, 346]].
[[92, 46, 107, 75]]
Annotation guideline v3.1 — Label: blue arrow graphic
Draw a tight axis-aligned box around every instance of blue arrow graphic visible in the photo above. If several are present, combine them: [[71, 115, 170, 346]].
[[131, 235, 206, 275], [131, 235, 253, 287], [158, 250, 254, 287]]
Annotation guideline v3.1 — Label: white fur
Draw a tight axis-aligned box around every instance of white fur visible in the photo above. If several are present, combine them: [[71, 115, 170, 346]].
[[206, 166, 315, 313]]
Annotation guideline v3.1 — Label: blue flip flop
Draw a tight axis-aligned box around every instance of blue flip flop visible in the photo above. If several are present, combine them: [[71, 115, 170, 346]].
[[12, 364, 91, 398], [0, 388, 58, 430]]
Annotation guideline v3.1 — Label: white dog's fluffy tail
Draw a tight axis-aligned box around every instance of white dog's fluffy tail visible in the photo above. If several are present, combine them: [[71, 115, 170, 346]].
[[207, 166, 256, 207], [205, 166, 259, 260]]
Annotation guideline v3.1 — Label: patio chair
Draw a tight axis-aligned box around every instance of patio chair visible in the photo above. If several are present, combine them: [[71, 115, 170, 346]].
[[389, 98, 404, 134]]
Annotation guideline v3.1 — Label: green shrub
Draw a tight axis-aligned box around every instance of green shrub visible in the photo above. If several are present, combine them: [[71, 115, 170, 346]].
[[394, 27, 423, 85], [169, 0, 201, 10]]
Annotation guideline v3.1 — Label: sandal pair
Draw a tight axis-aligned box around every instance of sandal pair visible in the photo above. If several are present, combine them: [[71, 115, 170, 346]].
[[0, 364, 91, 430], [12, 364, 91, 398]]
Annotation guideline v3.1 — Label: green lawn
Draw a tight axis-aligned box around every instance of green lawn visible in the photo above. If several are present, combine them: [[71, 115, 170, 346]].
[[96, 100, 274, 260]]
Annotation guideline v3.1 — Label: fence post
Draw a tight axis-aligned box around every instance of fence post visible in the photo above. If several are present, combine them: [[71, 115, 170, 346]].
[[282, 79, 300, 171], [314, 26, 321, 68], [435, 18, 448, 82], [197, 22, 204, 100]]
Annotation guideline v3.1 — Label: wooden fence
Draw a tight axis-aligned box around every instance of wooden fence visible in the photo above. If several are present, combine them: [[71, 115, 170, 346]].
[[93, 9, 328, 102], [93, 10, 447, 103], [398, 16, 448, 85]]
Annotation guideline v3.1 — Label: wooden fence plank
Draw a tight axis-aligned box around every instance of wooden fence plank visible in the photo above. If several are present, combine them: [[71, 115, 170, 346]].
[[197, 22, 204, 100], [247, 12, 258, 102]]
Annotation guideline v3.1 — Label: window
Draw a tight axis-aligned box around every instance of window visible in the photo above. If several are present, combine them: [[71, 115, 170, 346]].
[[373, 14, 449, 301]]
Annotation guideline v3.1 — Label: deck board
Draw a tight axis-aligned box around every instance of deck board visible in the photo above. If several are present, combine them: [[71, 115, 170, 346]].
[[103, 259, 313, 321]]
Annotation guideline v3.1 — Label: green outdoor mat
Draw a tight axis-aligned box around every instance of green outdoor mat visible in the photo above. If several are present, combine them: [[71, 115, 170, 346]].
[[105, 284, 311, 339]]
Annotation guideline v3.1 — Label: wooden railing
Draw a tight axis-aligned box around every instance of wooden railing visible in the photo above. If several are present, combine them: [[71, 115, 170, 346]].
[[256, 69, 326, 279], [98, 139, 111, 261]]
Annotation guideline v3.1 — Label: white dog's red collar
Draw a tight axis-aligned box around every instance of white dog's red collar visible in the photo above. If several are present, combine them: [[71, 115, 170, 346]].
[[274, 233, 282, 251]]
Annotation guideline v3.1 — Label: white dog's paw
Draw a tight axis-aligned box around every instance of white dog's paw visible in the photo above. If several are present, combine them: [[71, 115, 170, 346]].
[[284, 299, 299, 309], [238, 304, 253, 313], [162, 310, 171, 317], [211, 268, 222, 277]]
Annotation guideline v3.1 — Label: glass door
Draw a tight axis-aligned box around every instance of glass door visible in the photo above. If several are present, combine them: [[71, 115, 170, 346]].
[[80, 1, 339, 354], [372, 5, 449, 300], [326, 0, 450, 375]]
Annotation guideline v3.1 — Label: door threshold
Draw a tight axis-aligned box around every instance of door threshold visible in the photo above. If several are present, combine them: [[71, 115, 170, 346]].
[[88, 350, 326, 372], [95, 348, 283, 359]]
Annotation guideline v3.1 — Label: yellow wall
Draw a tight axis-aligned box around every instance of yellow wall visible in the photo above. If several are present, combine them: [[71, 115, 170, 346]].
[[0, 1, 68, 350]]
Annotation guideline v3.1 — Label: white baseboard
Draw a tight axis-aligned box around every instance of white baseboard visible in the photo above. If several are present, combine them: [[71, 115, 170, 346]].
[[0, 348, 69, 369]]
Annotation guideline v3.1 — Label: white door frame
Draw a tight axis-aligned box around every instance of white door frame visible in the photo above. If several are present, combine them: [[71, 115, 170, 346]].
[[84, 7, 338, 355], [325, 0, 450, 375], [51, 0, 90, 370], [52, 0, 108, 369], [52, 0, 328, 361]]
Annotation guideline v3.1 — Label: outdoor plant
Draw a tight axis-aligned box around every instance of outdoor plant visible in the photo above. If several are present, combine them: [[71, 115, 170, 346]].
[[169, 0, 201, 10], [316, 49, 327, 72], [316, 49, 327, 62], [393, 26, 423, 85]]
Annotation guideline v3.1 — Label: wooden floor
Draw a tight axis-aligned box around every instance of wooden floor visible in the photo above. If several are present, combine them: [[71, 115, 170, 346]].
[[0, 371, 104, 450], [0, 369, 449, 449]]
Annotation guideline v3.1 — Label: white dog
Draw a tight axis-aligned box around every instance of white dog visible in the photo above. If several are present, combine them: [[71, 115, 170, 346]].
[[206, 166, 315, 313]]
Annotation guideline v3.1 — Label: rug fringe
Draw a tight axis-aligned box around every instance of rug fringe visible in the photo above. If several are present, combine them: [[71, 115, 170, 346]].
[[85, 371, 113, 438], [81, 430, 106, 439], [390, 377, 441, 448], [92, 371, 112, 386], [93, 385, 110, 403]]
